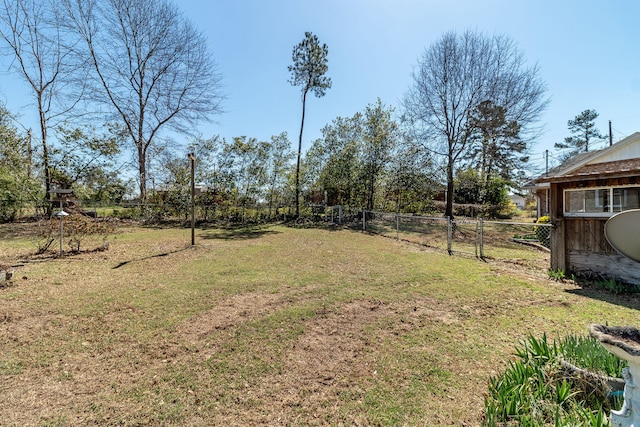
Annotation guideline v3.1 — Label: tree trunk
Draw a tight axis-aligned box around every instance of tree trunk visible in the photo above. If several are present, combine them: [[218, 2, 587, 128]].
[[295, 89, 308, 218], [39, 97, 52, 215], [26, 129, 32, 180], [138, 145, 147, 202], [268, 171, 277, 219], [367, 170, 375, 211], [445, 156, 454, 219]]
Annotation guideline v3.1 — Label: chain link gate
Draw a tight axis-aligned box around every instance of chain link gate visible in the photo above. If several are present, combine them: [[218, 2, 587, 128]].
[[360, 210, 552, 267]]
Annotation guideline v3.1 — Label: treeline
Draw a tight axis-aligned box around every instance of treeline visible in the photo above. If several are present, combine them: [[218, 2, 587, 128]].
[[0, 106, 128, 220], [0, 98, 528, 222]]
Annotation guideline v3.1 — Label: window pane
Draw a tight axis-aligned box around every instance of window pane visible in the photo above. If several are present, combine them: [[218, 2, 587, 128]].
[[565, 189, 610, 213], [613, 187, 640, 212], [565, 191, 584, 212]]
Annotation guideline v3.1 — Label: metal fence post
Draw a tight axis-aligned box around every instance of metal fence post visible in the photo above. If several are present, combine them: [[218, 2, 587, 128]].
[[362, 209, 365, 232], [396, 213, 399, 240], [474, 219, 479, 258], [479, 218, 484, 258]]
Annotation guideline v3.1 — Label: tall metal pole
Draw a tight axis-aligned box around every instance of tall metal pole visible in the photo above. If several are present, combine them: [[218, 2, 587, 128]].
[[59, 199, 64, 256], [54, 209, 68, 257], [188, 153, 195, 245], [59, 217, 63, 256]]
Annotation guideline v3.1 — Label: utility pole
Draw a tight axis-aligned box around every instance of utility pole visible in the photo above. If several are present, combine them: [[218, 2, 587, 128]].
[[545, 149, 549, 177], [609, 120, 613, 146]]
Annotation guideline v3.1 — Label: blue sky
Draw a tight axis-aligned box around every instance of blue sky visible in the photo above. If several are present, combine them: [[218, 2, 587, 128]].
[[2, 0, 640, 174]]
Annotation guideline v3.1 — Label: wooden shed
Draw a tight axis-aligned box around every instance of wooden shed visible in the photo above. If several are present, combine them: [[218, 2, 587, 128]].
[[529, 132, 640, 284]]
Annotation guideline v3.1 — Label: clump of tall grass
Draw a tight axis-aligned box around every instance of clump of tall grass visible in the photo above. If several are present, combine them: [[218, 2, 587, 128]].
[[484, 334, 626, 426]]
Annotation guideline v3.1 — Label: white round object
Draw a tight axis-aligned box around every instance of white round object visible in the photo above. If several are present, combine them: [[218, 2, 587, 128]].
[[605, 209, 640, 263]]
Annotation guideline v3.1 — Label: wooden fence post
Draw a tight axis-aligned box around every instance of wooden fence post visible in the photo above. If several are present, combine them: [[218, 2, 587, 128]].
[[551, 218, 565, 272]]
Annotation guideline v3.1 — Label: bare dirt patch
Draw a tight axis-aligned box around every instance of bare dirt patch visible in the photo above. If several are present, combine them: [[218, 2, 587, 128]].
[[175, 291, 290, 346], [211, 297, 457, 425]]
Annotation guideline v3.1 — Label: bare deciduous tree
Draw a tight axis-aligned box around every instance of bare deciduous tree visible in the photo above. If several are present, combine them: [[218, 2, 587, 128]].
[[0, 0, 77, 210], [403, 30, 548, 218], [64, 0, 224, 202]]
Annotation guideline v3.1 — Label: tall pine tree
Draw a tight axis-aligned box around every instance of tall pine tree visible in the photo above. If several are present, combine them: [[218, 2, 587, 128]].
[[288, 32, 331, 217], [554, 109, 605, 160]]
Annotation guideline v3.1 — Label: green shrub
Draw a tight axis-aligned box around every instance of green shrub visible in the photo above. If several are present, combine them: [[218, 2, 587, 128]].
[[110, 206, 139, 220]]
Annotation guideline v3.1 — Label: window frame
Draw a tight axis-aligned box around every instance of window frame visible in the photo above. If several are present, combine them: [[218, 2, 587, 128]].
[[564, 184, 640, 217]]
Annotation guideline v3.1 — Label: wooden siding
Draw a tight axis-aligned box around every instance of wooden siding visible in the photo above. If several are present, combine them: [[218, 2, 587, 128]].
[[555, 217, 640, 285], [550, 219, 565, 273], [565, 218, 613, 255], [551, 182, 564, 220], [592, 141, 640, 163], [568, 252, 640, 285]]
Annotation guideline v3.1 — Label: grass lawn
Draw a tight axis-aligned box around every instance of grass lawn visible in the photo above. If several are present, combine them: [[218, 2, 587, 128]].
[[0, 223, 637, 426]]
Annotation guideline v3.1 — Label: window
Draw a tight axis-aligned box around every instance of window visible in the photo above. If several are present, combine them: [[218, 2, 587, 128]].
[[565, 189, 609, 214], [613, 187, 640, 212], [564, 185, 640, 216]]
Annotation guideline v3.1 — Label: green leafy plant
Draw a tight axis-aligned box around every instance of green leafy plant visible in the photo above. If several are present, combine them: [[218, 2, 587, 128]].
[[598, 278, 625, 294], [561, 334, 626, 379], [593, 277, 639, 295], [548, 268, 566, 281], [484, 334, 624, 426]]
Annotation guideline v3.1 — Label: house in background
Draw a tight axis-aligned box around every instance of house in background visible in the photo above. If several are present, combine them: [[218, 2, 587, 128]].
[[508, 193, 526, 210], [528, 132, 640, 285]]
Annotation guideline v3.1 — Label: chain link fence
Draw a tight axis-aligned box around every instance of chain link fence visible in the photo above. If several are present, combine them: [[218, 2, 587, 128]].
[[5, 200, 552, 270], [356, 210, 552, 268]]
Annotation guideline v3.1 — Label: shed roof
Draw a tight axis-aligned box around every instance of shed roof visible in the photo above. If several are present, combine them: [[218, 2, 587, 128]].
[[533, 132, 640, 185]]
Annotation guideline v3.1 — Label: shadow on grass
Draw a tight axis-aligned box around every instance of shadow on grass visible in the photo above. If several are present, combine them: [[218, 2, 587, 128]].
[[283, 218, 349, 231], [565, 280, 640, 312], [112, 246, 191, 269], [199, 225, 281, 241], [0, 220, 43, 240]]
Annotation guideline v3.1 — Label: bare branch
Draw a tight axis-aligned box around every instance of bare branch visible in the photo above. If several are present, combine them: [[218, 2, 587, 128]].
[[63, 0, 224, 201]]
